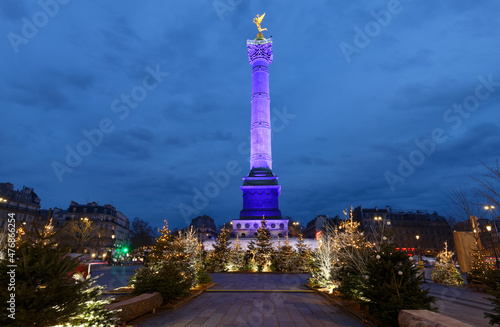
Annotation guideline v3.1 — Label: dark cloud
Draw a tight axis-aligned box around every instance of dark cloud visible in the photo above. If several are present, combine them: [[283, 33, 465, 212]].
[[101, 132, 153, 160], [5, 79, 69, 110], [1, 1, 500, 229], [66, 72, 95, 90]]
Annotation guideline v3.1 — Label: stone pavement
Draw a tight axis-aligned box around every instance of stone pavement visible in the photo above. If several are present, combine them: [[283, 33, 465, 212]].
[[132, 273, 367, 327]]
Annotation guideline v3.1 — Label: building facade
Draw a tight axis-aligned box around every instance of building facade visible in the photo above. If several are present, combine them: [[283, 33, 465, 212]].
[[54, 201, 130, 259], [303, 215, 341, 239], [182, 215, 218, 242], [0, 182, 42, 232], [353, 206, 453, 256]]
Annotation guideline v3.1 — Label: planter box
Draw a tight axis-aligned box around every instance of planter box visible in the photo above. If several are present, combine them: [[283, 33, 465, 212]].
[[105, 292, 163, 324], [399, 310, 474, 327]]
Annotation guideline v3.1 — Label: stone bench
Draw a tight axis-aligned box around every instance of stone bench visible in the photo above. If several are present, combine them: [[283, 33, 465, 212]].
[[105, 292, 163, 324], [399, 310, 474, 327]]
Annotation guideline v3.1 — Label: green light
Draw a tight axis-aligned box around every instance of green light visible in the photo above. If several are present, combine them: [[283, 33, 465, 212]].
[[123, 247, 128, 253]]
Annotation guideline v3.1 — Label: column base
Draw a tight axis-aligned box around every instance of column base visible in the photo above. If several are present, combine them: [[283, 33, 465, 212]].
[[239, 184, 282, 220]]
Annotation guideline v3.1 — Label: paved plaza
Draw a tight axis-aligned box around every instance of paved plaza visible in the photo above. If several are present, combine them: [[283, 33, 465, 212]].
[[132, 273, 367, 327]]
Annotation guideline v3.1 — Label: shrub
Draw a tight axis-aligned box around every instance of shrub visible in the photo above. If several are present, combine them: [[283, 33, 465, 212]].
[[0, 224, 116, 327], [131, 261, 194, 301], [363, 243, 435, 326], [484, 270, 500, 325]]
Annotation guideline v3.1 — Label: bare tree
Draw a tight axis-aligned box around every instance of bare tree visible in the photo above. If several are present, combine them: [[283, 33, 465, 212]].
[[475, 160, 500, 212], [64, 218, 103, 253], [446, 185, 490, 226]]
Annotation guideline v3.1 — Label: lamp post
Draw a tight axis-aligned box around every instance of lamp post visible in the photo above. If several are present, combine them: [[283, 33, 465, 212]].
[[486, 224, 500, 269], [415, 235, 420, 260], [485, 205, 499, 242], [415, 234, 425, 281]]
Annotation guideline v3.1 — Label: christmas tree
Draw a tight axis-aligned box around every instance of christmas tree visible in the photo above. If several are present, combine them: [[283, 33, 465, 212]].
[[131, 220, 195, 301], [0, 221, 117, 327], [182, 227, 210, 285], [336, 215, 372, 300], [254, 218, 274, 272], [467, 248, 490, 285], [484, 270, 500, 325], [431, 242, 464, 286], [210, 227, 232, 272], [245, 239, 258, 271], [295, 233, 312, 272], [275, 234, 295, 272], [228, 236, 245, 271], [363, 241, 435, 326], [151, 219, 174, 262]]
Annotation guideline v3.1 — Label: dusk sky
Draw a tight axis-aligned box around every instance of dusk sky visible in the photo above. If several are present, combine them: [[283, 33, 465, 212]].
[[1, 1, 499, 230]]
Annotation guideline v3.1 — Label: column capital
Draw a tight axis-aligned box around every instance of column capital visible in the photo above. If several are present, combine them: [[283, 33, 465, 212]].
[[247, 38, 273, 65]]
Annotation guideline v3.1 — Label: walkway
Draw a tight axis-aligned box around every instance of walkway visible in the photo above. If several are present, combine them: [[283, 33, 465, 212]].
[[132, 273, 367, 327]]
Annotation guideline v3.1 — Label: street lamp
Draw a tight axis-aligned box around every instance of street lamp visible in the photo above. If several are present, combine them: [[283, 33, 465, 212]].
[[486, 224, 500, 269], [415, 235, 421, 260], [415, 234, 426, 281]]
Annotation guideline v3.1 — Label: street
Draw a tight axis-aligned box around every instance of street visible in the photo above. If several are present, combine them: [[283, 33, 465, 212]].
[[91, 264, 142, 291], [423, 282, 494, 327]]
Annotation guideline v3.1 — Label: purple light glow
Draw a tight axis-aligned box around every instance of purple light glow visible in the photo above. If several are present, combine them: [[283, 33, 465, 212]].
[[239, 38, 282, 220]]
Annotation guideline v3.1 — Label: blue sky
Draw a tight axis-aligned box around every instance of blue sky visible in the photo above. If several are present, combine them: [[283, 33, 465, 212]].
[[1, 0, 499, 230]]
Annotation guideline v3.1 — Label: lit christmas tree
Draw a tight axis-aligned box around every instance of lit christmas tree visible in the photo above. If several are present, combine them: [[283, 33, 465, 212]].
[[467, 248, 490, 285], [337, 212, 372, 300], [309, 228, 340, 292], [210, 227, 232, 272], [151, 219, 174, 262], [131, 220, 196, 301], [254, 218, 274, 272], [275, 234, 295, 272], [431, 242, 464, 286], [295, 233, 312, 272], [0, 221, 117, 326], [245, 239, 258, 271], [363, 240, 434, 326], [228, 236, 245, 271]]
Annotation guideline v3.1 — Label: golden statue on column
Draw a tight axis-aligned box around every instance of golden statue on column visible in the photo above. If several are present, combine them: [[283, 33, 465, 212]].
[[253, 13, 267, 38]]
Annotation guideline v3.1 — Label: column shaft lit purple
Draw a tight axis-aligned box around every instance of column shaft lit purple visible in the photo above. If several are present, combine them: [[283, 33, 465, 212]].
[[248, 40, 273, 170], [239, 38, 282, 220]]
